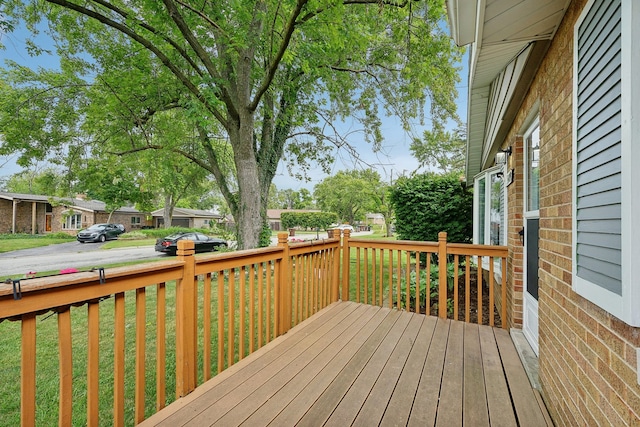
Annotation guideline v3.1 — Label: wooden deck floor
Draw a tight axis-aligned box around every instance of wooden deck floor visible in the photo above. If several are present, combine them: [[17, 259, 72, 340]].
[[141, 301, 552, 427]]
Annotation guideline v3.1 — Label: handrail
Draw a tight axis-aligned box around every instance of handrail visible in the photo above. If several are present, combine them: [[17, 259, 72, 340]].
[[0, 261, 185, 320], [341, 230, 508, 327], [0, 230, 509, 426]]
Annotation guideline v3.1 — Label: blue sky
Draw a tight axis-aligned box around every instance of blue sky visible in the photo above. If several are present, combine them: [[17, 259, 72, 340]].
[[0, 22, 468, 191]]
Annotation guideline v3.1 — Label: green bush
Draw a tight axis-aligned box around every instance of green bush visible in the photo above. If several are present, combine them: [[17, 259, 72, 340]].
[[390, 173, 473, 243], [280, 212, 337, 230]]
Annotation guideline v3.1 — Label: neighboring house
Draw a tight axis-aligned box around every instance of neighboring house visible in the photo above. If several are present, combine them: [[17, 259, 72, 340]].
[[151, 207, 222, 229], [266, 209, 321, 231], [365, 213, 385, 226], [447, 0, 639, 424], [0, 192, 147, 234]]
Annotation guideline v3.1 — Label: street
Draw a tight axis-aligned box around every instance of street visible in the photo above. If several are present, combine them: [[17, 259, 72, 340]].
[[0, 241, 166, 277], [0, 230, 373, 278]]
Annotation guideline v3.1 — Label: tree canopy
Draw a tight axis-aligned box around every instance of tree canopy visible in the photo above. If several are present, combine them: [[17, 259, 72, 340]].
[[410, 123, 466, 174], [314, 169, 384, 225], [268, 186, 314, 210], [1, 0, 463, 248]]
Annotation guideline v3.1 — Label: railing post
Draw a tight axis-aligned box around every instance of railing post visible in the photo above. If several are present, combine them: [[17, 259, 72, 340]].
[[331, 232, 340, 303], [277, 233, 292, 335], [341, 229, 351, 301], [438, 232, 448, 318], [176, 239, 197, 398]]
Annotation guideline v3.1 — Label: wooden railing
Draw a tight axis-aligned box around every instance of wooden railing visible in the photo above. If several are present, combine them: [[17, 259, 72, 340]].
[[343, 231, 508, 327], [0, 231, 505, 426]]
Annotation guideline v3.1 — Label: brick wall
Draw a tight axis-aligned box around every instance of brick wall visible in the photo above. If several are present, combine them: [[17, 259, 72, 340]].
[[506, 135, 524, 329], [0, 199, 14, 233], [0, 199, 48, 234], [502, 0, 640, 424]]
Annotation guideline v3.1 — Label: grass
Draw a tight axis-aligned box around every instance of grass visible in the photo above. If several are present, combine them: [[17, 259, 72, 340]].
[[101, 238, 157, 249], [0, 233, 76, 253]]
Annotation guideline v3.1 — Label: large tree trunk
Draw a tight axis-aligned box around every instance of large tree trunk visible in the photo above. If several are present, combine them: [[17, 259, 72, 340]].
[[163, 194, 174, 228], [230, 113, 264, 250]]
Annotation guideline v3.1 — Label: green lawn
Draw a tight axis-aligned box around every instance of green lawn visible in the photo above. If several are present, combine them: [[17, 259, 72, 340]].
[[101, 238, 157, 249], [0, 234, 76, 253]]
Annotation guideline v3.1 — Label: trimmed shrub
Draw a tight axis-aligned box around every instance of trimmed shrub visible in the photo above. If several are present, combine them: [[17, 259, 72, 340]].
[[280, 212, 338, 231], [390, 173, 472, 243]]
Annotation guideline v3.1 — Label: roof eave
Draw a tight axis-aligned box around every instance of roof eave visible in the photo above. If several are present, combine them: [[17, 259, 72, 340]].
[[446, 0, 479, 46]]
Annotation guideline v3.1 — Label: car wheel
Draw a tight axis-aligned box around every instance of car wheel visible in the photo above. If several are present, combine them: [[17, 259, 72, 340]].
[[99, 234, 106, 243]]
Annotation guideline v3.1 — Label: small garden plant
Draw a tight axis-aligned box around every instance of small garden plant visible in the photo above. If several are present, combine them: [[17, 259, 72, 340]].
[[395, 256, 465, 315]]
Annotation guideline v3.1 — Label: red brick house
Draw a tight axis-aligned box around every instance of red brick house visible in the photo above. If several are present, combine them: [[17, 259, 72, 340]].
[[447, 0, 639, 424], [0, 192, 146, 235]]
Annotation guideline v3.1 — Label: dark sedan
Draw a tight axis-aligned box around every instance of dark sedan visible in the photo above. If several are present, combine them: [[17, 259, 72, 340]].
[[155, 232, 227, 255], [77, 223, 124, 243]]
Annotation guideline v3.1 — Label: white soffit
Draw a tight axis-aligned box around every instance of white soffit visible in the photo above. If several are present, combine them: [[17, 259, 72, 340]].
[[456, 0, 570, 182]]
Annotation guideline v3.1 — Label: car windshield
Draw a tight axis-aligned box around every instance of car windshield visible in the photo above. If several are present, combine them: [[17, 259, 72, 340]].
[[86, 224, 106, 231]]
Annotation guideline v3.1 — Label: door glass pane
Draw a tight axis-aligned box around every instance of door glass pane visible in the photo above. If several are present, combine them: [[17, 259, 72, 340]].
[[526, 218, 540, 300], [477, 177, 486, 244], [490, 173, 504, 245], [527, 125, 540, 211]]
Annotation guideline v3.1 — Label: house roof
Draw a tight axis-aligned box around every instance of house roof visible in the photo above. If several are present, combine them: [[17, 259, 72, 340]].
[[0, 191, 51, 203], [446, 0, 570, 182], [0, 191, 141, 213], [151, 207, 221, 219]]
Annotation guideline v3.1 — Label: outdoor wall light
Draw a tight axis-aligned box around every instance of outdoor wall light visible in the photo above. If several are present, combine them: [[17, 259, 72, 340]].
[[495, 146, 513, 165]]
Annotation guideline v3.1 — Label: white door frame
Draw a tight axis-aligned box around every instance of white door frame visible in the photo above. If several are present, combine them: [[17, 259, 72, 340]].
[[522, 119, 540, 355]]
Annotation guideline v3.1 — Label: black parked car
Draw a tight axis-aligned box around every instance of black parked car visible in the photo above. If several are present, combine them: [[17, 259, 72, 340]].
[[77, 223, 125, 243], [155, 232, 227, 255]]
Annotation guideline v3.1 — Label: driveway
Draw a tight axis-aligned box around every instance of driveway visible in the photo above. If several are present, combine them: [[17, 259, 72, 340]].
[[0, 241, 166, 278]]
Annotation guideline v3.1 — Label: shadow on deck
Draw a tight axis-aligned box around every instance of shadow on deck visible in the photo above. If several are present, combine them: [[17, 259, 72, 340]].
[[141, 301, 552, 426]]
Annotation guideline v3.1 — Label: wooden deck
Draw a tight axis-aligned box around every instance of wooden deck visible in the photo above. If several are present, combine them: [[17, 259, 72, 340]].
[[141, 301, 552, 427]]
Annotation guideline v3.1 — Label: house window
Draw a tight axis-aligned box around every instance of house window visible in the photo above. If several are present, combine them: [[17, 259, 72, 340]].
[[572, 0, 640, 326], [131, 216, 141, 225], [62, 212, 82, 230], [474, 167, 506, 247], [474, 166, 506, 274]]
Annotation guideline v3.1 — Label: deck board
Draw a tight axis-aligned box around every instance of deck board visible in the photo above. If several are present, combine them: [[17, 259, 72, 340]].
[[351, 314, 425, 426], [407, 317, 450, 426], [464, 323, 489, 426], [435, 319, 464, 426], [140, 302, 551, 427], [479, 325, 518, 426], [265, 306, 391, 426], [378, 315, 438, 427]]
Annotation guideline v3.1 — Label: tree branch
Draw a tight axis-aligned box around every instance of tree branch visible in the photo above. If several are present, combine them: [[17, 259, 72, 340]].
[[44, 0, 229, 128], [298, 0, 410, 24], [250, 0, 308, 112], [162, 0, 239, 122], [90, 0, 205, 77]]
